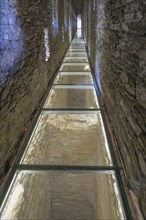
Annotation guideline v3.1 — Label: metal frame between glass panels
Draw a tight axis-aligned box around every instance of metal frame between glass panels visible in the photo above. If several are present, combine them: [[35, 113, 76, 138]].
[[0, 31, 133, 220]]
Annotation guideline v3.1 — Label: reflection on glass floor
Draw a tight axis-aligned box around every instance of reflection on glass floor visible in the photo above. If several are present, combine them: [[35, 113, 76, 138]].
[[44, 86, 99, 109], [69, 44, 85, 47], [69, 47, 85, 50], [0, 29, 128, 220], [60, 63, 90, 72], [70, 43, 85, 47], [66, 52, 87, 57], [64, 57, 88, 63], [54, 72, 93, 84], [72, 40, 84, 43], [21, 113, 112, 166], [1, 171, 124, 220], [68, 49, 86, 52]]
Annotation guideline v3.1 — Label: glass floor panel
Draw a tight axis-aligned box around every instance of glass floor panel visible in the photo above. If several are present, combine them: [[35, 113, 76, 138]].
[[44, 86, 99, 109], [54, 73, 93, 84], [1, 171, 125, 220], [68, 49, 86, 52], [64, 57, 88, 63], [69, 43, 85, 48], [72, 39, 84, 43], [71, 43, 85, 45], [20, 113, 112, 166], [72, 41, 84, 44], [60, 63, 90, 72], [70, 43, 85, 47], [66, 52, 87, 57]]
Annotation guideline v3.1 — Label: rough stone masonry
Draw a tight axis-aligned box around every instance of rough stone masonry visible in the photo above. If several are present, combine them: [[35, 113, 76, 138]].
[[0, 0, 76, 181], [82, 0, 146, 219]]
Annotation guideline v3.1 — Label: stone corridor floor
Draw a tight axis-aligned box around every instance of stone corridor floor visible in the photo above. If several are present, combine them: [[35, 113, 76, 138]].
[[0, 30, 129, 220]]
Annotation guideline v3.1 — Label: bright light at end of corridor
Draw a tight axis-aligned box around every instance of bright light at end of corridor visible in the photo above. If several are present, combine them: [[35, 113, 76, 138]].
[[77, 15, 81, 29]]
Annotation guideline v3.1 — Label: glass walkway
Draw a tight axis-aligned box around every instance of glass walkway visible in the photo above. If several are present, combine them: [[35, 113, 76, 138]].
[[0, 30, 132, 219]]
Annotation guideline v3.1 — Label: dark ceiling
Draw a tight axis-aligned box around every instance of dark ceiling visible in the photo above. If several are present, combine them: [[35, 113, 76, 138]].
[[73, 0, 84, 14]]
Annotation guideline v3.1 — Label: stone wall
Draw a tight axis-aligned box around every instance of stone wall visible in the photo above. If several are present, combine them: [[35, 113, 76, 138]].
[[0, 0, 76, 178], [82, 0, 146, 219]]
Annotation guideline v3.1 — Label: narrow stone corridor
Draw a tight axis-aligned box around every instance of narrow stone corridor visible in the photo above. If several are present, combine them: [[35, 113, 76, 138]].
[[0, 29, 131, 220], [1, 0, 146, 219]]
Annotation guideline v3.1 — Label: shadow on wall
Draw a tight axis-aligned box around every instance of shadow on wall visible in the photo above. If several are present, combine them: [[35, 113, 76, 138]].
[[0, 0, 25, 85]]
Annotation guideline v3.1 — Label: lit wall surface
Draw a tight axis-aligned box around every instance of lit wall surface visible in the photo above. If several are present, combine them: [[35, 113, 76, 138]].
[[0, 0, 24, 85], [0, 0, 77, 178]]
